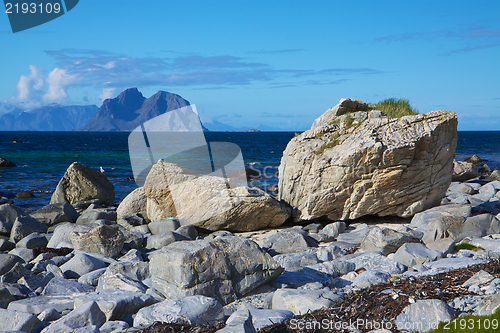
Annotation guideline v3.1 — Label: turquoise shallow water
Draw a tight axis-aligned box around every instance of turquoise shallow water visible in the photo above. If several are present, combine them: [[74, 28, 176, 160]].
[[0, 131, 499, 210]]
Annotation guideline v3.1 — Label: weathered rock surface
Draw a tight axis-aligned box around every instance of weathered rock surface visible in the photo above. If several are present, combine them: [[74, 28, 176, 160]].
[[41, 301, 106, 333], [50, 162, 115, 206], [0, 308, 43, 333], [278, 99, 457, 221], [149, 236, 283, 304], [30, 203, 79, 226], [144, 160, 291, 231], [70, 225, 125, 258], [395, 299, 456, 332], [452, 160, 479, 182], [116, 187, 147, 219], [360, 227, 419, 255]]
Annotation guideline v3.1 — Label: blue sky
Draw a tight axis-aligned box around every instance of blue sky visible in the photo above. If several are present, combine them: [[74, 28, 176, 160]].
[[1, 0, 499, 130]]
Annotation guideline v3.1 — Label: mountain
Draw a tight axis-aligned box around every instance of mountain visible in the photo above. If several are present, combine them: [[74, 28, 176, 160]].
[[79, 88, 206, 131], [0, 104, 98, 131]]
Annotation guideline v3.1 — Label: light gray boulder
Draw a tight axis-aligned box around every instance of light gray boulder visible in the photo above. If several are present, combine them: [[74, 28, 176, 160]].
[[16, 233, 48, 249], [452, 161, 479, 182], [46, 222, 102, 248], [318, 222, 346, 242], [426, 238, 455, 256], [410, 204, 471, 230], [272, 289, 340, 315], [0, 308, 43, 333], [0, 262, 33, 283], [336, 226, 373, 245], [278, 106, 458, 221], [351, 270, 391, 289], [116, 187, 147, 220], [73, 290, 155, 321], [19, 271, 54, 292], [9, 247, 34, 262], [395, 299, 456, 332], [42, 278, 95, 295], [218, 309, 256, 333], [117, 213, 147, 229], [462, 270, 495, 288], [393, 243, 442, 267], [447, 192, 471, 205], [99, 320, 129, 333], [0, 204, 27, 236], [10, 215, 48, 243], [8, 295, 75, 314], [30, 203, 79, 226], [118, 249, 143, 262], [50, 161, 115, 206], [76, 208, 117, 224], [78, 268, 106, 287], [447, 182, 475, 195], [273, 253, 320, 272], [105, 261, 149, 282], [360, 227, 419, 255], [243, 309, 294, 330], [97, 272, 148, 293], [145, 231, 185, 250], [37, 308, 61, 323], [474, 293, 500, 316], [60, 253, 107, 279], [133, 295, 224, 326], [422, 213, 500, 244], [413, 257, 486, 277], [174, 225, 198, 240], [148, 218, 180, 235], [262, 229, 318, 254], [70, 224, 124, 258], [336, 251, 406, 274], [149, 236, 283, 304], [40, 301, 106, 333]]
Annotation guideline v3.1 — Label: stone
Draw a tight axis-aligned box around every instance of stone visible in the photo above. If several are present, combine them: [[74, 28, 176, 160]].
[[261, 229, 318, 254], [452, 160, 479, 182], [70, 224, 125, 258], [16, 233, 48, 249], [360, 227, 419, 255], [273, 253, 320, 272], [60, 253, 107, 279], [461, 237, 500, 251], [422, 213, 498, 244], [19, 271, 54, 292], [37, 308, 61, 323], [9, 247, 34, 262], [410, 204, 471, 229], [76, 208, 117, 224], [0, 204, 27, 236], [1, 262, 33, 283], [318, 222, 346, 242], [46, 222, 95, 248], [97, 272, 148, 293], [474, 294, 500, 316], [40, 301, 106, 333], [0, 308, 43, 333], [9, 215, 48, 243], [352, 270, 391, 289], [145, 231, 182, 250], [0, 287, 14, 308], [426, 238, 455, 256], [99, 320, 130, 333], [105, 261, 150, 282], [148, 218, 181, 235], [490, 169, 500, 181], [117, 213, 147, 228], [78, 268, 106, 287], [311, 98, 368, 126], [0, 238, 15, 251], [0, 253, 24, 275], [395, 299, 456, 332], [272, 289, 339, 315], [0, 157, 16, 168], [149, 236, 283, 305], [304, 260, 356, 277], [119, 227, 144, 250], [447, 182, 475, 195], [336, 251, 406, 274], [414, 257, 486, 277], [278, 105, 457, 221], [271, 270, 333, 289], [116, 187, 147, 219], [243, 309, 294, 330], [462, 270, 495, 288], [175, 225, 198, 240], [218, 309, 257, 333], [336, 226, 372, 245], [311, 243, 346, 262], [30, 203, 79, 226], [144, 160, 291, 231], [8, 295, 75, 314], [73, 290, 155, 321], [118, 249, 143, 262], [393, 243, 442, 267], [133, 295, 224, 327], [43, 278, 95, 295], [50, 162, 115, 206]]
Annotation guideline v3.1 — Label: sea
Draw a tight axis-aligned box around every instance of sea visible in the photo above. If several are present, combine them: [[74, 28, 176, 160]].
[[1, 131, 499, 210]]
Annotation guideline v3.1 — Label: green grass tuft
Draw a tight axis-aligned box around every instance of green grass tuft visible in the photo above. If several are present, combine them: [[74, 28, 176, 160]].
[[344, 114, 354, 128], [429, 307, 500, 333], [374, 98, 418, 118], [315, 139, 339, 155], [455, 243, 485, 252]]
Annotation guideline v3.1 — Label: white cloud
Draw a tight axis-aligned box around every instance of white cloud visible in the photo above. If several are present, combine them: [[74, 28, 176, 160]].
[[99, 88, 116, 101], [43, 68, 80, 103], [14, 65, 45, 107]]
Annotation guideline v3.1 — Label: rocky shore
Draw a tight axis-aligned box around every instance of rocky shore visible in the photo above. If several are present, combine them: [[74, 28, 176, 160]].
[[1, 99, 500, 333]]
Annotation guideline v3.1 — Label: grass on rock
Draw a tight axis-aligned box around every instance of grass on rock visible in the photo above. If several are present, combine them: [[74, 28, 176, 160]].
[[374, 98, 419, 118], [455, 243, 485, 252]]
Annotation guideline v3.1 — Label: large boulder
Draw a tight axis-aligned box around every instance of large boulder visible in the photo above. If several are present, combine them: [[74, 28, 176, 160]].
[[116, 187, 147, 220], [452, 160, 479, 182], [70, 224, 125, 258], [30, 202, 79, 226], [149, 236, 283, 304], [50, 162, 115, 206], [144, 160, 291, 231], [278, 99, 458, 221]]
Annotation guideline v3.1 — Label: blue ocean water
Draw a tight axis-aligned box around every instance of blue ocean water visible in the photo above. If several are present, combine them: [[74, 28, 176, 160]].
[[1, 131, 499, 210]]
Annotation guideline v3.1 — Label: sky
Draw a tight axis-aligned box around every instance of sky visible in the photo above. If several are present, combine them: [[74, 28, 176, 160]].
[[1, 0, 499, 131]]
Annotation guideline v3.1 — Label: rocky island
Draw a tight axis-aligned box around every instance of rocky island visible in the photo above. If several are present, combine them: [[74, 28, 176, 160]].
[[1, 98, 500, 333]]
